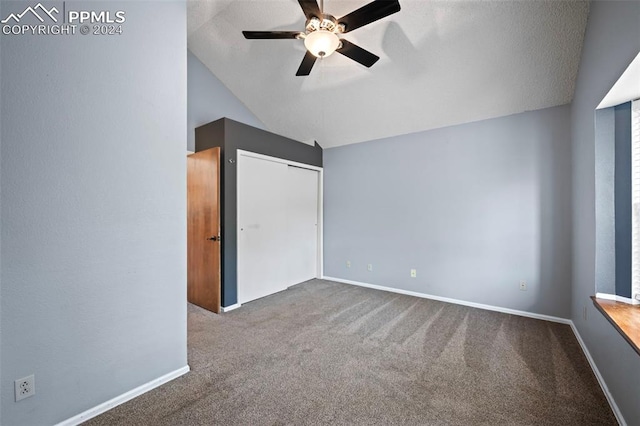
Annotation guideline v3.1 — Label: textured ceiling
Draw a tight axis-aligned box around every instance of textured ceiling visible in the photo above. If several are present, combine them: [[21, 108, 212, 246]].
[[188, 0, 589, 148]]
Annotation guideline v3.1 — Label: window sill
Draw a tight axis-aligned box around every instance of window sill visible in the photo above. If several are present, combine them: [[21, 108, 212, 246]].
[[591, 296, 640, 356]]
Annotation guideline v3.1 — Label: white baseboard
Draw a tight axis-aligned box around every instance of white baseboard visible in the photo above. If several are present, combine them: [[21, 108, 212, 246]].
[[56, 365, 190, 426], [221, 303, 241, 313], [569, 322, 625, 426], [322, 276, 571, 324]]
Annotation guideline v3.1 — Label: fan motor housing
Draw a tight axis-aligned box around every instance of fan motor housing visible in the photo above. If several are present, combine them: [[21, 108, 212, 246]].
[[305, 14, 345, 35]]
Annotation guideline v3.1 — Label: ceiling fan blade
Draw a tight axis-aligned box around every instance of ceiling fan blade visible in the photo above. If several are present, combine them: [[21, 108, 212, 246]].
[[242, 31, 301, 39], [296, 51, 317, 76], [336, 39, 379, 68], [337, 0, 401, 33], [298, 0, 322, 20]]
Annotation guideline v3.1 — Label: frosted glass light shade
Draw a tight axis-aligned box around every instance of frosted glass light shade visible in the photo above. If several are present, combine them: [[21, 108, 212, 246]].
[[304, 30, 340, 58]]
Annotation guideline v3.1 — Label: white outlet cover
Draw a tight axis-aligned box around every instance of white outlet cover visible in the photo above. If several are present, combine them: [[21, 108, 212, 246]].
[[15, 375, 35, 401], [367, 264, 372, 271], [411, 269, 417, 277]]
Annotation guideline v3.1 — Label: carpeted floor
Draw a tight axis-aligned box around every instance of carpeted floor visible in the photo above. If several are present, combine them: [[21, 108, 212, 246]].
[[85, 279, 616, 425]]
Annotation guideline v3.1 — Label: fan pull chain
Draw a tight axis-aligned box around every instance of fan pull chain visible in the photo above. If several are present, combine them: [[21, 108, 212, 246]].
[[321, 58, 326, 137]]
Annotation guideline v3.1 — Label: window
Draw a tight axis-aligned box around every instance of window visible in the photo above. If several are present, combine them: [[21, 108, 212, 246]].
[[594, 101, 639, 304], [632, 99, 640, 301], [592, 55, 640, 356], [594, 101, 638, 304], [594, 52, 640, 305]]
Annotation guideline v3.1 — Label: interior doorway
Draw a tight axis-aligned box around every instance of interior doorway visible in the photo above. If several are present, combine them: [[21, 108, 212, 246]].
[[187, 147, 221, 313]]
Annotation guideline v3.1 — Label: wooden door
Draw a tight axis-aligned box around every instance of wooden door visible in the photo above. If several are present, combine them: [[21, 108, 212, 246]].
[[187, 148, 221, 313]]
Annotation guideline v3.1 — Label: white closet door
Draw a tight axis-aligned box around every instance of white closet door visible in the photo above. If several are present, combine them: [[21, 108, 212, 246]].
[[238, 156, 288, 304], [286, 166, 319, 286]]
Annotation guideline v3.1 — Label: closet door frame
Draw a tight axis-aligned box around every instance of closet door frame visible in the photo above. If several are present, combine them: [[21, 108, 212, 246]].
[[236, 149, 324, 299]]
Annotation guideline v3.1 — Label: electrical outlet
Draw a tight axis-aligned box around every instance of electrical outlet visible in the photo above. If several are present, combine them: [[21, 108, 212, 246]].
[[346, 260, 351, 268], [15, 375, 35, 402], [410, 269, 417, 278], [367, 264, 373, 271], [519, 280, 527, 291]]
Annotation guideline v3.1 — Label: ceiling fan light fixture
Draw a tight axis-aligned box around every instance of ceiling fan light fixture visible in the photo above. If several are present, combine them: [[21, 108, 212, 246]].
[[304, 29, 340, 58], [242, 0, 401, 75]]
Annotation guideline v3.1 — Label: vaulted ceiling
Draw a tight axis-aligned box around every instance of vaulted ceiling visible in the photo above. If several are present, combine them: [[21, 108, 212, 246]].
[[188, 0, 589, 148]]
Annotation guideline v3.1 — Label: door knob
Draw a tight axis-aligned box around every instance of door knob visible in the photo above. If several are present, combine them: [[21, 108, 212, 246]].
[[207, 236, 220, 242]]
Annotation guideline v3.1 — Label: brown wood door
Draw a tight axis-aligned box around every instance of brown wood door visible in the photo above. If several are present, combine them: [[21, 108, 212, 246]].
[[187, 148, 221, 313]]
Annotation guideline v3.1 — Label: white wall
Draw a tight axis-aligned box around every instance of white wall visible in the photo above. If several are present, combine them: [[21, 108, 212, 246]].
[[187, 50, 265, 151], [324, 105, 572, 318], [0, 2, 188, 424], [570, 1, 640, 424]]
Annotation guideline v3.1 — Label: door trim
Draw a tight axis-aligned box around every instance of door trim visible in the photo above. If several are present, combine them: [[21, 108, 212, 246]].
[[236, 149, 324, 301]]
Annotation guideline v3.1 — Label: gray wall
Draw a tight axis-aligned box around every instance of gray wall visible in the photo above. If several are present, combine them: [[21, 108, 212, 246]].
[[187, 50, 265, 151], [324, 104, 572, 318], [0, 2, 188, 424], [614, 102, 632, 298], [570, 1, 640, 424], [595, 107, 616, 295]]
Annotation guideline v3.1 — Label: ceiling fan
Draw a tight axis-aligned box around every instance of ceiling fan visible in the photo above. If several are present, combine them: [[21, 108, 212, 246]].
[[242, 0, 401, 76]]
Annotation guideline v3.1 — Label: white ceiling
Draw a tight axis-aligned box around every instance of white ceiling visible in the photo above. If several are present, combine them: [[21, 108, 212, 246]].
[[188, 0, 589, 148]]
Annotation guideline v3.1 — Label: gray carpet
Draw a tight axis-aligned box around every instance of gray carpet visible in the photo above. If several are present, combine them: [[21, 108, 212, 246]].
[[85, 279, 616, 425]]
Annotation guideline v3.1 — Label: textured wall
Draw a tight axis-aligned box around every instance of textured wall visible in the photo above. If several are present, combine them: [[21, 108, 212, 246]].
[[0, 2, 188, 424], [324, 104, 572, 318], [187, 51, 265, 151], [570, 1, 640, 424]]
